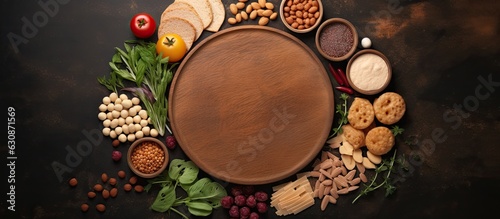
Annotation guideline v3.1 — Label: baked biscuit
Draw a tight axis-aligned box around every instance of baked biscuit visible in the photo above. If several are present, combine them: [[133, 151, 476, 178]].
[[347, 97, 375, 130], [365, 126, 395, 156], [341, 124, 365, 150], [373, 92, 406, 125]]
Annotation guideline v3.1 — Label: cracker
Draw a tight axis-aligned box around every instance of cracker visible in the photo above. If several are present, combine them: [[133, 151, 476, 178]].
[[347, 97, 375, 130], [341, 125, 365, 150], [373, 92, 406, 125], [365, 126, 395, 156]]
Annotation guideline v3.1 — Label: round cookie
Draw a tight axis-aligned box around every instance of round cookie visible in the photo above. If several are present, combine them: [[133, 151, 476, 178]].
[[373, 92, 406, 125], [365, 126, 395, 155], [347, 97, 375, 130], [341, 124, 365, 150]]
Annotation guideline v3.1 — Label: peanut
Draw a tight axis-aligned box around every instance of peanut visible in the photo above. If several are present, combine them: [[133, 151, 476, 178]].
[[258, 17, 269, 26], [96, 204, 106, 212], [68, 178, 77, 187], [81, 203, 89, 212], [236, 2, 246, 9], [228, 17, 237, 24], [282, 0, 320, 30], [230, 4, 238, 15], [227, 0, 276, 26]]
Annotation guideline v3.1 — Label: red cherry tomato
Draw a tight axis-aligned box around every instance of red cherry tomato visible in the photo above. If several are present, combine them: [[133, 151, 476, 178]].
[[129, 13, 156, 39]]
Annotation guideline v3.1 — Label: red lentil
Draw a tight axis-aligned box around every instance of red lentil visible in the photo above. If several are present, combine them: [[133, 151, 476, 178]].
[[130, 141, 165, 174]]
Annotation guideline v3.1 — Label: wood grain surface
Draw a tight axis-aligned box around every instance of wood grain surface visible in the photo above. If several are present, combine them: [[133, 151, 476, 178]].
[[169, 26, 334, 184]]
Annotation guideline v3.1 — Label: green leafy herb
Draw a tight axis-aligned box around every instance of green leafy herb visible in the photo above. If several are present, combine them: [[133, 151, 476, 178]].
[[329, 93, 350, 138], [99, 40, 175, 136], [187, 178, 227, 208], [352, 149, 398, 203], [168, 159, 199, 185], [97, 71, 124, 93], [147, 159, 227, 218], [391, 125, 405, 137], [150, 184, 176, 212]]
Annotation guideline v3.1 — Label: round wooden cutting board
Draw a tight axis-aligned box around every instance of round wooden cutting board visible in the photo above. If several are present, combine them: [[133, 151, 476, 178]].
[[169, 26, 334, 185]]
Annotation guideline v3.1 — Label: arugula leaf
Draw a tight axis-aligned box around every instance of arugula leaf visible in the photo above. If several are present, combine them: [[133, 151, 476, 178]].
[[150, 184, 176, 212]]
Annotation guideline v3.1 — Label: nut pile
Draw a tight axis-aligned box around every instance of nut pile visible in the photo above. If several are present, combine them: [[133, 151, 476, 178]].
[[98, 92, 159, 143], [227, 0, 278, 26], [283, 0, 321, 30], [303, 150, 368, 211], [130, 141, 165, 174], [328, 132, 381, 170], [70, 171, 144, 213]]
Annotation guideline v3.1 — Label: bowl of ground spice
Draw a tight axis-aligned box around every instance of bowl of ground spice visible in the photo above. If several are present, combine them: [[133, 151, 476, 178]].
[[346, 49, 392, 95], [315, 18, 358, 61], [127, 137, 169, 178]]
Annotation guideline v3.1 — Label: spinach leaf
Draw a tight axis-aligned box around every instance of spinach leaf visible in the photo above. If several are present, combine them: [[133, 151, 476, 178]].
[[150, 184, 176, 212], [186, 200, 213, 216], [168, 159, 199, 185], [187, 178, 227, 208]]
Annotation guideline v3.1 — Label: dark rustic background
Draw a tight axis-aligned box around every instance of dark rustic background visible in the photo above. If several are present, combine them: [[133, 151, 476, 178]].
[[1, 0, 499, 218]]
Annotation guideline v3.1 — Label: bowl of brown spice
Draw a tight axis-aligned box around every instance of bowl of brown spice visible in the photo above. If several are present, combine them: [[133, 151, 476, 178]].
[[127, 137, 169, 178], [280, 0, 323, 33], [315, 18, 358, 61]]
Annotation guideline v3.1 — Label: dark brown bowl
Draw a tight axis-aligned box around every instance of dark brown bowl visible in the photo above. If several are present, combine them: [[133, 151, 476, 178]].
[[346, 49, 392, 95], [127, 137, 169, 178], [315, 18, 358, 61]]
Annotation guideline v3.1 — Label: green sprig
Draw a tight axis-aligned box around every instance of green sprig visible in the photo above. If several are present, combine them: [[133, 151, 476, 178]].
[[352, 149, 398, 203], [329, 93, 350, 138], [391, 125, 405, 137]]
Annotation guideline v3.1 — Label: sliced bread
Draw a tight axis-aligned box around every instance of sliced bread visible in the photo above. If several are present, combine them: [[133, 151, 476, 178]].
[[161, 2, 204, 40], [205, 0, 225, 32], [157, 17, 197, 50], [174, 0, 213, 29]]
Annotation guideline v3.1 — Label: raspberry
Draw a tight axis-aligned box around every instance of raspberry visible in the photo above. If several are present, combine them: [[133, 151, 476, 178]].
[[256, 202, 268, 214], [220, 196, 234, 209], [246, 195, 257, 208], [234, 195, 246, 206], [254, 191, 268, 202], [111, 150, 122, 161], [242, 185, 255, 196], [165, 135, 176, 150], [231, 186, 243, 196], [229, 205, 239, 218], [239, 206, 251, 219], [249, 212, 260, 219]]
